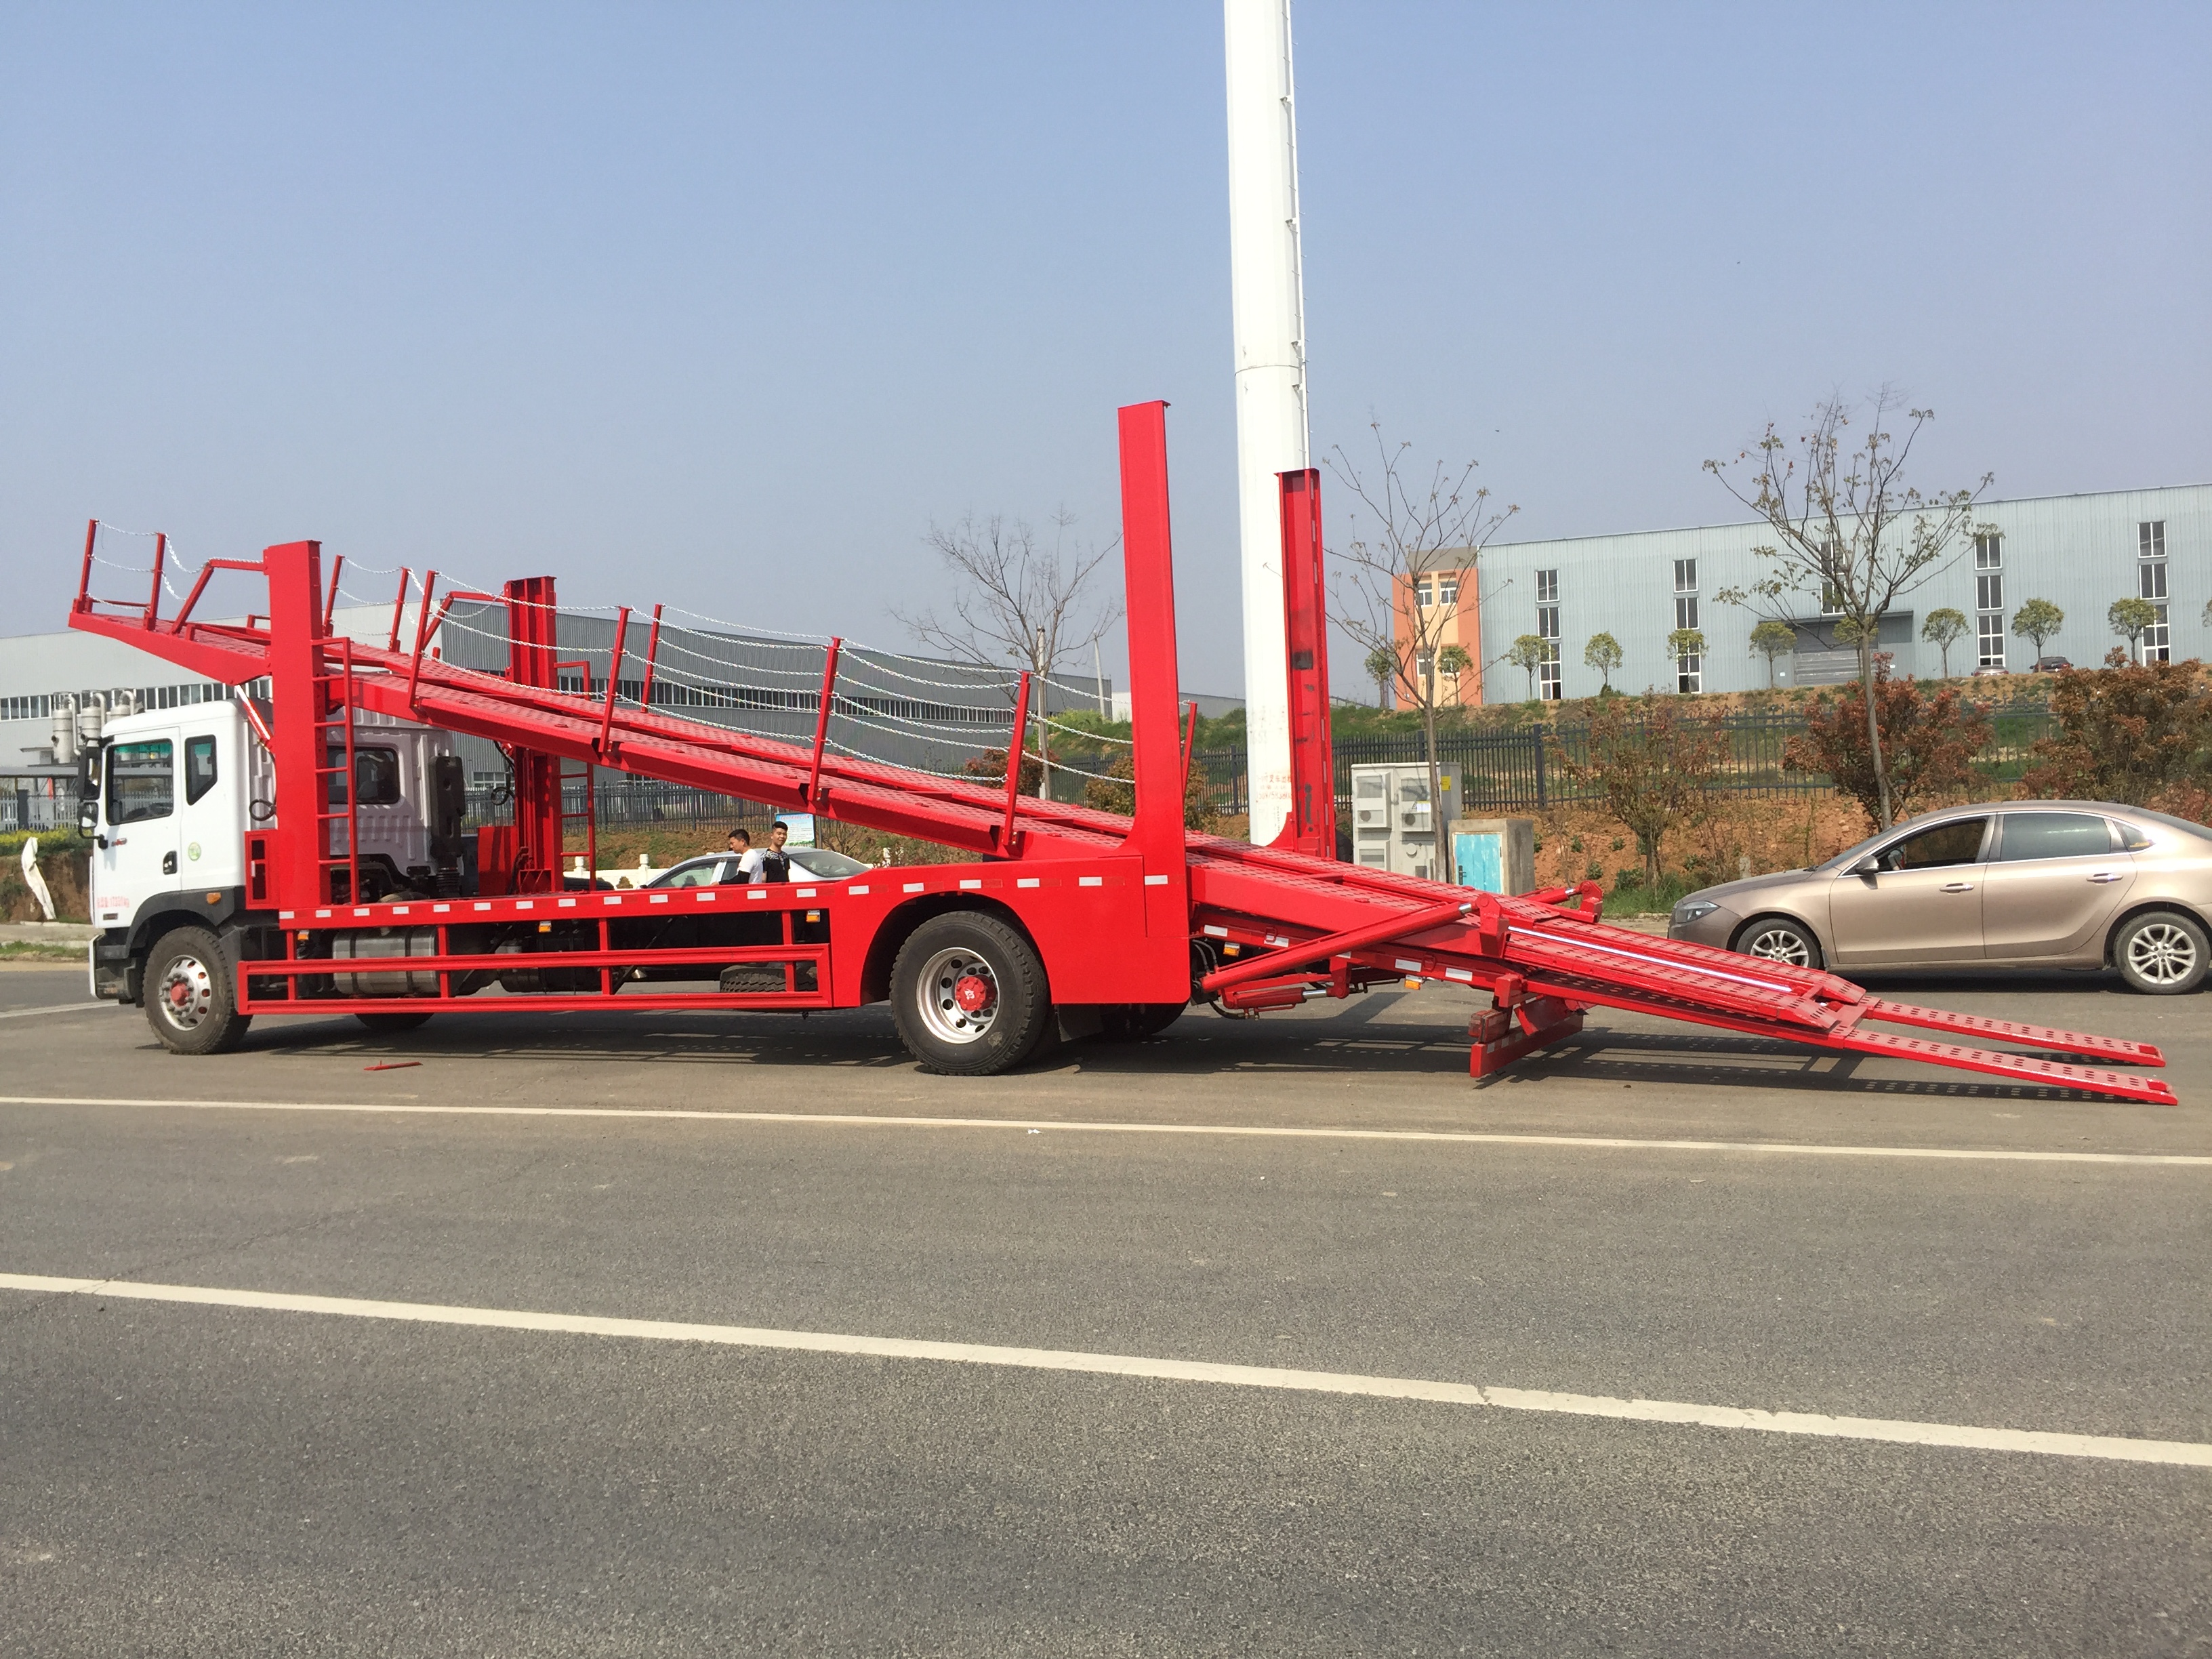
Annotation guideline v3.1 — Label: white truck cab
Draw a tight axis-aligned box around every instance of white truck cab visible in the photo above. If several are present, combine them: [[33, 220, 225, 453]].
[[83, 698, 465, 1050]]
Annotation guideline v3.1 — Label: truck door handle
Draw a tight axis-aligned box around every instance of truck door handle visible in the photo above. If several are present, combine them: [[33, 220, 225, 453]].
[[162, 852, 178, 874], [2087, 872, 2123, 884], [1939, 881, 1975, 893]]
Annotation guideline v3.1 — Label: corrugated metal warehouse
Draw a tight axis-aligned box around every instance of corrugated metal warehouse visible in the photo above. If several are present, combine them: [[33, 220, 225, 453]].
[[1406, 483, 2208, 703]]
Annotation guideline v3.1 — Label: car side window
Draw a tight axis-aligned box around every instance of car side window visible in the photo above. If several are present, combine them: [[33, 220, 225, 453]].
[[664, 861, 718, 888], [184, 735, 218, 805], [107, 739, 174, 823], [1877, 817, 1988, 872], [1997, 812, 2116, 862]]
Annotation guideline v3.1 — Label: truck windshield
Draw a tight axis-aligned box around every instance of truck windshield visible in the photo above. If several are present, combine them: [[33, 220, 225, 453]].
[[107, 739, 174, 823]]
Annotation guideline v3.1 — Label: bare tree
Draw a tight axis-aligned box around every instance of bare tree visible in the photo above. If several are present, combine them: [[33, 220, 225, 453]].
[[1328, 422, 1517, 821], [894, 510, 1121, 802], [1706, 391, 1992, 829]]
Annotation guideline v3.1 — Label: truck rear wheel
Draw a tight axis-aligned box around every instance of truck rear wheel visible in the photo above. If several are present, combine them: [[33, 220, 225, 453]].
[[890, 912, 1051, 1076], [144, 926, 251, 1056]]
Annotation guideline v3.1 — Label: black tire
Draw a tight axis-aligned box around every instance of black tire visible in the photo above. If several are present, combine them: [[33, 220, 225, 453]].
[[354, 1011, 434, 1034], [1101, 1001, 1187, 1041], [2112, 909, 2209, 996], [890, 912, 1052, 1076], [1731, 915, 1824, 971], [143, 926, 251, 1055]]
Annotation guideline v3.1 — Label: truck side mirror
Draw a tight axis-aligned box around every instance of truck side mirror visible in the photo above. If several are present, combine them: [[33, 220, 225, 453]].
[[77, 797, 99, 836]]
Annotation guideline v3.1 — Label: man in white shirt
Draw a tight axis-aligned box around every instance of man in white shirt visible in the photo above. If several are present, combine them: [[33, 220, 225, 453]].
[[727, 827, 767, 884]]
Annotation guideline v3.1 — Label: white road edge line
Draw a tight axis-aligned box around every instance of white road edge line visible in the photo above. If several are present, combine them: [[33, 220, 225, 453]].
[[0, 1003, 113, 1021], [0, 1095, 2205, 1167], [3, 1271, 2204, 1469]]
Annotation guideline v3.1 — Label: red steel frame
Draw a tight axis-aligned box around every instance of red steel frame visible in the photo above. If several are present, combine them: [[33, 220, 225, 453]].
[[65, 404, 2175, 1103]]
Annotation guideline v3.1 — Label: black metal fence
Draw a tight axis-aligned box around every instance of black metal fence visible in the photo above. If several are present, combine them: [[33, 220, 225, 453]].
[[1191, 710, 2062, 821]]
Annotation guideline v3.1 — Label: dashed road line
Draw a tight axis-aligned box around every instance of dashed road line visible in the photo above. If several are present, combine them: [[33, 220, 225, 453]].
[[3, 1271, 2204, 1469]]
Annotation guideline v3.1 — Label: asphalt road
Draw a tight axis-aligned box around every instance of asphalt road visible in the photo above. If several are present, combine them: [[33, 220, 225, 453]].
[[2, 962, 2206, 1656]]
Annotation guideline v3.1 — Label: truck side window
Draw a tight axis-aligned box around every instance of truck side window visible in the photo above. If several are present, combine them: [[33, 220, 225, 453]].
[[107, 739, 175, 823], [327, 745, 402, 807], [184, 735, 218, 805]]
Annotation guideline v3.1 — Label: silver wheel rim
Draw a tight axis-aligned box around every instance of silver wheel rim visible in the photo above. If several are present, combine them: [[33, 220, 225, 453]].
[[1742, 926, 1812, 968], [2126, 922, 2198, 986], [916, 946, 999, 1046], [156, 953, 216, 1031]]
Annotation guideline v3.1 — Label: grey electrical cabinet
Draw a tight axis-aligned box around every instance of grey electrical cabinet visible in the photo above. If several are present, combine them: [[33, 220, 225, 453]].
[[1347, 763, 1461, 882]]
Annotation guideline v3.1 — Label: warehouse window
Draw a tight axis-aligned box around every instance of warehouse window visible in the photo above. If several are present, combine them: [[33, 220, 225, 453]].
[[1676, 650, 1701, 695], [1673, 595, 1698, 631], [2144, 607, 2171, 663], [1534, 569, 1558, 604], [2139, 521, 2165, 560], [1978, 611, 2005, 669], [1538, 647, 1561, 701], [1975, 533, 2003, 569], [1673, 559, 1696, 594]]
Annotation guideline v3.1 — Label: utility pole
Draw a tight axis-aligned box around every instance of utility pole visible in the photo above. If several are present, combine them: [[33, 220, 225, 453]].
[[1224, 0, 1309, 846]]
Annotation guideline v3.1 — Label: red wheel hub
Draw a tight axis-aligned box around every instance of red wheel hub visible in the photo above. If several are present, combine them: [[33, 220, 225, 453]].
[[169, 981, 192, 1008], [952, 974, 994, 1014]]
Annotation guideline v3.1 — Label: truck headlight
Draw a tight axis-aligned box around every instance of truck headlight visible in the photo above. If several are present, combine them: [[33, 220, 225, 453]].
[[1672, 901, 1719, 925]]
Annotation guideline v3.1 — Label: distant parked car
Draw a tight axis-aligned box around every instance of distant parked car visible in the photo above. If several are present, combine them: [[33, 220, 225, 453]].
[[2032, 655, 2073, 673], [1668, 801, 2212, 993], [1969, 664, 2011, 678], [647, 845, 873, 888]]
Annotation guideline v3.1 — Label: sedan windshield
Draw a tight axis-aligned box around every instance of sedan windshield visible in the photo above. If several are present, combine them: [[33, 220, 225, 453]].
[[788, 846, 869, 878]]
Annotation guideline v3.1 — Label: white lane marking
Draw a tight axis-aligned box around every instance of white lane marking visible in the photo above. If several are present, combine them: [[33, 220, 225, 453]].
[[1, 1271, 2202, 1469], [0, 1003, 115, 1021], [0, 1096, 2203, 1167]]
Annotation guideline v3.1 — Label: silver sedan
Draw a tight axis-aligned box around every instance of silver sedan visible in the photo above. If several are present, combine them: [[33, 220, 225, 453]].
[[1667, 800, 2212, 994]]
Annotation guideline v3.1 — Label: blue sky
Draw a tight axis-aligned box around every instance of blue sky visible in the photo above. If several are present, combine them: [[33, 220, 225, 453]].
[[4, 3, 2205, 695]]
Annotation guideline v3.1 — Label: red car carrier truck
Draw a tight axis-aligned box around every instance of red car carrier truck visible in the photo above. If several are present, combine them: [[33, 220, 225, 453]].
[[66, 403, 2174, 1103]]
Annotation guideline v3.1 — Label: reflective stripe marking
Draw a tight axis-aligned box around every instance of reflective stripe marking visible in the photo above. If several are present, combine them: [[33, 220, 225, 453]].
[[1079, 877, 1104, 888], [1017, 878, 1040, 889], [904, 882, 925, 893], [1204, 925, 1229, 937], [960, 880, 983, 890], [1145, 874, 1170, 886], [847, 885, 870, 896]]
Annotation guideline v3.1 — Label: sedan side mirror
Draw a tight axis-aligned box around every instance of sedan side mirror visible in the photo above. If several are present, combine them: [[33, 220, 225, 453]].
[[1850, 855, 1882, 877]]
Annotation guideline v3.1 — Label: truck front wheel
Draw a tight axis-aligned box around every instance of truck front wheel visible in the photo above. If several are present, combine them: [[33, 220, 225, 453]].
[[890, 912, 1051, 1076], [144, 926, 252, 1055]]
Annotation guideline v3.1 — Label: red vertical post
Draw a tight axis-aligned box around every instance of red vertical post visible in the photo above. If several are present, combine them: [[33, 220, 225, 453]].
[[638, 604, 664, 709], [144, 533, 166, 629], [323, 555, 345, 633], [406, 571, 441, 707], [505, 577, 564, 883], [261, 539, 330, 912], [1273, 468, 1337, 857], [1115, 400, 1193, 1002], [805, 638, 842, 809], [1000, 670, 1031, 855], [387, 568, 412, 652], [77, 520, 97, 615], [598, 606, 631, 758]]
